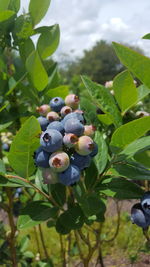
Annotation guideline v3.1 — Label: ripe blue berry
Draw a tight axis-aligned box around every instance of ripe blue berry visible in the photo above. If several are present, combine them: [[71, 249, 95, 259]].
[[2, 143, 10, 151], [62, 112, 84, 125], [70, 153, 91, 170], [50, 97, 65, 112], [35, 147, 51, 168], [49, 151, 70, 172], [40, 129, 63, 152], [59, 164, 80, 186], [37, 116, 49, 131], [65, 94, 79, 110], [64, 119, 84, 137], [47, 121, 65, 135], [141, 191, 150, 216], [131, 203, 149, 229], [75, 136, 94, 155]]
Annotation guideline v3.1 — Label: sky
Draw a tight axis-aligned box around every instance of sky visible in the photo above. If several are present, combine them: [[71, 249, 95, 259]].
[[20, 0, 150, 60]]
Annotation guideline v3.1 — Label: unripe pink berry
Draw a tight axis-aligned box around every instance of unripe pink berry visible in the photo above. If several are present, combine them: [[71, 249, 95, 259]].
[[60, 106, 72, 117], [75, 136, 94, 155], [63, 133, 78, 148], [65, 94, 79, 110], [42, 168, 58, 184], [84, 125, 96, 137], [36, 105, 50, 116], [49, 151, 70, 172], [46, 111, 59, 122], [74, 109, 84, 115]]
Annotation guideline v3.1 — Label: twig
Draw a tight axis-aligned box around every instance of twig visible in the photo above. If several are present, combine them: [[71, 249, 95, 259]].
[[5, 174, 60, 208], [6, 188, 18, 267], [38, 224, 49, 261]]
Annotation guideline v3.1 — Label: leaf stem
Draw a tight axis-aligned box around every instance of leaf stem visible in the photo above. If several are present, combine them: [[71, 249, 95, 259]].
[[5, 174, 59, 207]]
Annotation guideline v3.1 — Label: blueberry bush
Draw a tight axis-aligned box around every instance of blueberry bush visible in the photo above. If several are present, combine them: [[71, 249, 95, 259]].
[[0, 0, 150, 266]]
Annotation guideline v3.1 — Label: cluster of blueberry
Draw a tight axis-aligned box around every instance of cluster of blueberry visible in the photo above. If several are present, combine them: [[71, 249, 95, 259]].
[[35, 94, 98, 186], [131, 192, 150, 229], [0, 132, 13, 151]]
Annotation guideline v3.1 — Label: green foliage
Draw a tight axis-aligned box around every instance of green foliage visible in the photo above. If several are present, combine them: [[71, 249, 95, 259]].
[[17, 201, 58, 229], [81, 75, 122, 128], [113, 70, 138, 113], [113, 42, 150, 89], [94, 131, 108, 174], [29, 0, 51, 26], [8, 116, 41, 178], [26, 50, 49, 91], [110, 116, 150, 151]]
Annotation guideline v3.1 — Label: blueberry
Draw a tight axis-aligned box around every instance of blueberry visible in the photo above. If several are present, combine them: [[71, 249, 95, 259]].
[[49, 151, 70, 172], [70, 153, 91, 170], [75, 136, 94, 155], [40, 129, 63, 152], [47, 121, 65, 135], [90, 142, 98, 157], [62, 112, 84, 125], [84, 125, 96, 137], [63, 133, 78, 148], [59, 164, 80, 186], [141, 191, 150, 216], [35, 147, 51, 168], [37, 116, 49, 131], [2, 143, 10, 151], [50, 97, 65, 112], [42, 168, 58, 184], [36, 104, 50, 116], [131, 203, 149, 229], [46, 111, 59, 122], [60, 106, 72, 117], [65, 94, 79, 110], [64, 119, 84, 137]]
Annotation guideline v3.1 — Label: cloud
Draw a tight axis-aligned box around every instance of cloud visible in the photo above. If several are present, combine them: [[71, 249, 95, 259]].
[[20, 0, 150, 59]]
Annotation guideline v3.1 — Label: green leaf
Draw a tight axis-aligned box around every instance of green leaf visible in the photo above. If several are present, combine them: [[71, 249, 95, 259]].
[[113, 70, 138, 113], [0, 160, 6, 176], [81, 193, 105, 217], [142, 33, 150, 39], [0, 10, 15, 22], [134, 151, 150, 168], [8, 0, 20, 13], [50, 183, 66, 206], [137, 85, 150, 101], [19, 38, 35, 62], [56, 205, 84, 234], [81, 75, 122, 128], [94, 131, 108, 174], [85, 161, 98, 190], [0, 0, 10, 12], [46, 85, 69, 99], [120, 136, 150, 158], [112, 160, 150, 180], [29, 0, 51, 26], [8, 116, 41, 178], [17, 201, 58, 229], [0, 121, 13, 132], [98, 177, 144, 199], [0, 175, 32, 187], [97, 114, 113, 125], [113, 42, 150, 89], [110, 116, 150, 150], [26, 50, 48, 91], [6, 72, 27, 96], [37, 24, 60, 59], [80, 97, 99, 126]]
